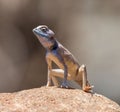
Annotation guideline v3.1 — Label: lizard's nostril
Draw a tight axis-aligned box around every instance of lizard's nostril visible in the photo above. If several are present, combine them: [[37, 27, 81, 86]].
[[32, 28, 36, 33]]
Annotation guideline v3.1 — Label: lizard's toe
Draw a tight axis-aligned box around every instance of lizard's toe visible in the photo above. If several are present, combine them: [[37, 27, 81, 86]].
[[46, 82, 52, 87], [83, 85, 94, 92], [61, 82, 69, 89]]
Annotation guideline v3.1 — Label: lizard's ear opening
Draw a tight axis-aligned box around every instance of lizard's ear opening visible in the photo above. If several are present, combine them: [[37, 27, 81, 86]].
[[48, 29, 55, 38], [50, 36, 54, 39]]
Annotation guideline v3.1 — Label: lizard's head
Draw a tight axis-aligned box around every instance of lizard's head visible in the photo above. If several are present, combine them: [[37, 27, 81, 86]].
[[32, 25, 55, 38], [32, 25, 56, 49]]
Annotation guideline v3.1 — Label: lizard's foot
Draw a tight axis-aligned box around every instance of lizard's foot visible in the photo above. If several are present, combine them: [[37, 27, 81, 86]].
[[83, 85, 94, 92], [61, 82, 69, 89], [46, 82, 52, 87]]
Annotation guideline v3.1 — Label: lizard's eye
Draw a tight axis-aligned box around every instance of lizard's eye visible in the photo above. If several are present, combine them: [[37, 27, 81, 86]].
[[41, 27, 48, 32]]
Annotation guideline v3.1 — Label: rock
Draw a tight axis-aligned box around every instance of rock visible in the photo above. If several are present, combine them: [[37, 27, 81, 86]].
[[0, 86, 119, 112]]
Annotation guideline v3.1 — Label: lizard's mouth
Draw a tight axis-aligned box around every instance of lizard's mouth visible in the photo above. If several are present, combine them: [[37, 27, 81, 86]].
[[33, 28, 55, 38], [32, 28, 39, 35]]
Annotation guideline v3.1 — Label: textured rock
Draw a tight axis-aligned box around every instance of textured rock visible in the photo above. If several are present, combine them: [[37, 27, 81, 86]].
[[0, 86, 120, 112]]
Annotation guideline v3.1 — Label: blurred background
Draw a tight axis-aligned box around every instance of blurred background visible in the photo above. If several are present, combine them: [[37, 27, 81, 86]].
[[0, 0, 120, 104]]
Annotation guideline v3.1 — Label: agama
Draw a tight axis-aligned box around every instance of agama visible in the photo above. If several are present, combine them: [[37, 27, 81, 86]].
[[33, 25, 93, 92]]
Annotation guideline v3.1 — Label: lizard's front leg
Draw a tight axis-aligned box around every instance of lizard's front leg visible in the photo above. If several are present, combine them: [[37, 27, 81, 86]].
[[61, 64, 69, 88], [46, 55, 59, 87], [52, 52, 69, 88], [46, 57, 52, 86]]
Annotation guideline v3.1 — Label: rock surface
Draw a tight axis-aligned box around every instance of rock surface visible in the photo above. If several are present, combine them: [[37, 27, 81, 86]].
[[0, 86, 120, 112]]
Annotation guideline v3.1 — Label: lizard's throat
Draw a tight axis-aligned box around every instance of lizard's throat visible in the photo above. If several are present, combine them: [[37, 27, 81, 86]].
[[37, 36, 58, 50], [49, 40, 58, 50]]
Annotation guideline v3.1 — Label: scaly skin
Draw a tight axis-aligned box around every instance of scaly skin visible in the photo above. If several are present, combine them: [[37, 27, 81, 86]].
[[33, 25, 93, 92]]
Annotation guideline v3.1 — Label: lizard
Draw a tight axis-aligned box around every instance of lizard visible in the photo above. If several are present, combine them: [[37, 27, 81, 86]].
[[32, 25, 93, 92]]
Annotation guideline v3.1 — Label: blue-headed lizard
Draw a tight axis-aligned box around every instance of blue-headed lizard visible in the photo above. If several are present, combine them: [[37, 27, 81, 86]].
[[33, 25, 93, 92]]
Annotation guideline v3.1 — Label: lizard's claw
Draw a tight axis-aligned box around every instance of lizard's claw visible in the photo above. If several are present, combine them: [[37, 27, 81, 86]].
[[83, 85, 94, 92], [61, 82, 69, 89], [46, 82, 52, 87]]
